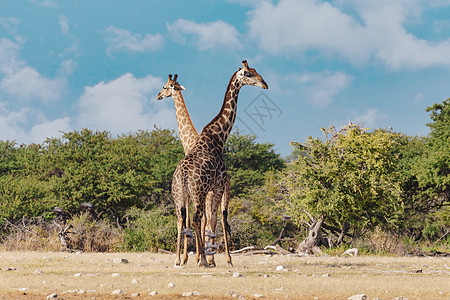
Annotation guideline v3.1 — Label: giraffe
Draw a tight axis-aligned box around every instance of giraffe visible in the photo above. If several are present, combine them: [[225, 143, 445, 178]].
[[171, 60, 268, 267], [156, 74, 231, 267]]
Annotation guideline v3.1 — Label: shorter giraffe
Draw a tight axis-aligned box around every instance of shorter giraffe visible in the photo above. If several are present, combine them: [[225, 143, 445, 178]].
[[156, 74, 232, 267]]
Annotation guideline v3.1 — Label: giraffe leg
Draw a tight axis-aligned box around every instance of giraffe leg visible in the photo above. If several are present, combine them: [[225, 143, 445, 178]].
[[198, 212, 206, 264], [206, 190, 220, 267], [172, 170, 187, 267], [174, 206, 185, 266], [221, 175, 233, 267], [193, 200, 209, 267], [181, 204, 189, 265]]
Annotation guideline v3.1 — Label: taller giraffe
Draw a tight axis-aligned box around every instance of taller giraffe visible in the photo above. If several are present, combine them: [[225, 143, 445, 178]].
[[156, 74, 231, 266], [172, 60, 268, 267]]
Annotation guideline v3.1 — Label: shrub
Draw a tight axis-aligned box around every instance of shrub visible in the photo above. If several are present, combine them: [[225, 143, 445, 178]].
[[0, 214, 122, 252], [67, 213, 123, 252], [122, 207, 177, 252]]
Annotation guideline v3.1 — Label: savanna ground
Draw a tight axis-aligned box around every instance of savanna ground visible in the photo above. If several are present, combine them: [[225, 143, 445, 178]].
[[0, 251, 448, 300]]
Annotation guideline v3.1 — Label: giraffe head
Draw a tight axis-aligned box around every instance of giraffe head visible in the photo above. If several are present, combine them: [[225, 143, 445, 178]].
[[156, 74, 185, 100], [236, 60, 268, 89]]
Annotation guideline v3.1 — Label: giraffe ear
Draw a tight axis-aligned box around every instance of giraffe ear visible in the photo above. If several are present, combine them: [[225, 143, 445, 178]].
[[179, 85, 186, 90]]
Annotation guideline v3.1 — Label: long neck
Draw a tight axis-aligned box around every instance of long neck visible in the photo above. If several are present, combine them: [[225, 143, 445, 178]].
[[200, 72, 241, 152], [171, 90, 199, 154]]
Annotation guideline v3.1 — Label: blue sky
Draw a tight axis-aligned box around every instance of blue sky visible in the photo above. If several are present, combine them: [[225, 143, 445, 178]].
[[1, 0, 450, 156]]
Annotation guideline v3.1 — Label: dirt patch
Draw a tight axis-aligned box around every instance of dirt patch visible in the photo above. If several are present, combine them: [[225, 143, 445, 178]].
[[0, 251, 448, 299]]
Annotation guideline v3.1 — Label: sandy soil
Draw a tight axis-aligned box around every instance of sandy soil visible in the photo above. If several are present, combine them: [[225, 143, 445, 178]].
[[0, 251, 448, 299]]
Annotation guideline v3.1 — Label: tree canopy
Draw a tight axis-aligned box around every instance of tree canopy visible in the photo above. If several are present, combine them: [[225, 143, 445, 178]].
[[273, 124, 403, 244]]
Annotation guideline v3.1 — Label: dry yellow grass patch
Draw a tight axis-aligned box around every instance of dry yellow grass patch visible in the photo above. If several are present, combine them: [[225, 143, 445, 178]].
[[0, 251, 448, 299]]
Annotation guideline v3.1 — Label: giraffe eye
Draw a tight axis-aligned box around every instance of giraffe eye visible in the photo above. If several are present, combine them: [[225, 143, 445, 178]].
[[244, 71, 252, 77]]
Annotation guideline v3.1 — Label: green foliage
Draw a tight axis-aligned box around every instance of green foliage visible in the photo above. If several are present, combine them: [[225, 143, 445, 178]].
[[393, 99, 449, 242], [414, 99, 449, 189], [0, 128, 183, 226], [122, 207, 177, 252], [275, 124, 403, 235], [224, 131, 285, 197], [0, 140, 22, 175], [49, 128, 183, 215]]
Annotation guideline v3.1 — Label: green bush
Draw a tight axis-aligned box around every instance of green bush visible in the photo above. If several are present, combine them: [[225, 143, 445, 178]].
[[122, 207, 177, 252]]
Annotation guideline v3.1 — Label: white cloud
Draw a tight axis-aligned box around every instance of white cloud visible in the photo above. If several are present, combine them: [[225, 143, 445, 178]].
[[29, 117, 71, 142], [354, 108, 387, 128], [248, 0, 371, 62], [167, 19, 242, 50], [29, 0, 58, 8], [0, 17, 21, 35], [291, 71, 353, 107], [0, 103, 70, 143], [59, 15, 69, 35], [104, 26, 163, 55], [248, 0, 450, 69], [0, 38, 67, 102], [77, 73, 176, 134], [1, 66, 66, 102], [0, 38, 24, 74], [59, 59, 76, 76]]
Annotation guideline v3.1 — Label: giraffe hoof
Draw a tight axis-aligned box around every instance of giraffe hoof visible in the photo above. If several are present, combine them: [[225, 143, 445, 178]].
[[198, 260, 210, 268]]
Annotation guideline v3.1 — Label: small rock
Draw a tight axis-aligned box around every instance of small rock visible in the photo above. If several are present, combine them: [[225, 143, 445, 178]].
[[149, 290, 158, 296], [132, 278, 138, 284], [322, 273, 330, 277], [74, 273, 82, 277], [111, 273, 121, 277], [342, 248, 359, 256], [392, 297, 408, 300], [5, 267, 17, 271], [263, 274, 270, 278], [131, 293, 140, 297], [233, 272, 243, 277], [182, 292, 193, 297], [113, 258, 129, 264], [75, 251, 82, 255], [254, 294, 265, 298], [18, 288, 28, 292], [111, 289, 126, 295], [34, 270, 43, 274], [275, 287, 284, 292], [168, 282, 175, 288], [192, 291, 205, 296], [226, 291, 246, 299], [347, 294, 367, 300], [275, 265, 286, 271], [46, 293, 58, 300]]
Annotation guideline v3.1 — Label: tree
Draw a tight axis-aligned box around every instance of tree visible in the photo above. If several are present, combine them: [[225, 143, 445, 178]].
[[273, 124, 402, 253], [224, 131, 285, 197], [48, 128, 184, 220], [0, 128, 184, 227], [401, 99, 450, 241]]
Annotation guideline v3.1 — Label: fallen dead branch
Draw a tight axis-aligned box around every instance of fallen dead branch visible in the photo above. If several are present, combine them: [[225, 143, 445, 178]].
[[158, 248, 174, 254]]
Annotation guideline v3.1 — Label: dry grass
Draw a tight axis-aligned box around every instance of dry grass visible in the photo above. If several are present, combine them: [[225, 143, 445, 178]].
[[0, 251, 448, 299]]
